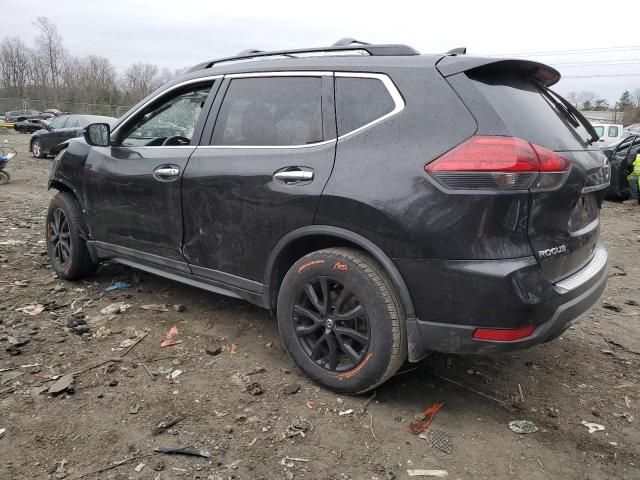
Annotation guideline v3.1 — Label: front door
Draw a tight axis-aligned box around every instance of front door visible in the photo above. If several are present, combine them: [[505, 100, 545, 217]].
[[83, 80, 219, 268], [182, 74, 336, 285]]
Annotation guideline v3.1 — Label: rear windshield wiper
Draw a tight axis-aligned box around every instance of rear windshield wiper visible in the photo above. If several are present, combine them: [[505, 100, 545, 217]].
[[539, 85, 599, 146]]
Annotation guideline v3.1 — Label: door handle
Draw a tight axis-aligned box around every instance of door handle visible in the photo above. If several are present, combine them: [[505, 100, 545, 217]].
[[153, 166, 180, 181], [273, 170, 314, 182]]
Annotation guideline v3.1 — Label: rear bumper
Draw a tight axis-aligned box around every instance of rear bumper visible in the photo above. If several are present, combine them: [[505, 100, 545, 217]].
[[397, 243, 608, 360]]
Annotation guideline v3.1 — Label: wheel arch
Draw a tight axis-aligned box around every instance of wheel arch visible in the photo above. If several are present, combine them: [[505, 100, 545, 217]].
[[264, 225, 416, 320]]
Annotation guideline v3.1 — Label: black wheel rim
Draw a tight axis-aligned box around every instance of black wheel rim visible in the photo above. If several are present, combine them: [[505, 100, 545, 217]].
[[49, 208, 72, 266], [292, 276, 370, 373]]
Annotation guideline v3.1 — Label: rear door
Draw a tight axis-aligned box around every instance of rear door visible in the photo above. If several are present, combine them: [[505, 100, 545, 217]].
[[182, 73, 336, 284], [453, 67, 609, 282]]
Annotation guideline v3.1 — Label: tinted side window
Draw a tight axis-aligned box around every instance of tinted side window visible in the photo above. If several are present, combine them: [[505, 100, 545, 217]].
[[335, 77, 395, 136], [212, 77, 323, 146]]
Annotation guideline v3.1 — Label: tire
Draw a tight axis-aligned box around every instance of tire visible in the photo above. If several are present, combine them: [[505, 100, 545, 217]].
[[32, 139, 45, 158], [0, 171, 9, 185], [45, 192, 97, 280], [277, 247, 407, 394]]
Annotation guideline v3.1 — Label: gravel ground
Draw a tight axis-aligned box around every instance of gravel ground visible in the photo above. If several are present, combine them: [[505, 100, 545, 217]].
[[1, 130, 639, 480]]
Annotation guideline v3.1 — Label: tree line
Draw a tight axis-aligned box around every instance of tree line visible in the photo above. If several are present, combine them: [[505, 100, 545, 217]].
[[0, 17, 182, 111], [565, 89, 640, 124]]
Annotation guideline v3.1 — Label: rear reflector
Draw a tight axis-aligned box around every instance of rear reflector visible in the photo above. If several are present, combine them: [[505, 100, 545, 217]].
[[426, 136, 571, 191], [472, 325, 536, 342]]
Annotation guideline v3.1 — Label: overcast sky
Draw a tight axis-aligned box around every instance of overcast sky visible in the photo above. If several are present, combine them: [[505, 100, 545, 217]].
[[3, 0, 640, 103]]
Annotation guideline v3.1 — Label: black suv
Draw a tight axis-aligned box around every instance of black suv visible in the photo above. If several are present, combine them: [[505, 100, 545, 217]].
[[46, 40, 610, 394]]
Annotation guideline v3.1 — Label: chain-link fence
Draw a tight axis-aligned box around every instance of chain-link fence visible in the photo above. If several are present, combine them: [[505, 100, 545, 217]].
[[0, 98, 132, 118]]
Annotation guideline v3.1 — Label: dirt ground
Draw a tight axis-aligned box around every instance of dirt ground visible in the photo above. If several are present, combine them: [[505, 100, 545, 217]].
[[0, 129, 639, 480]]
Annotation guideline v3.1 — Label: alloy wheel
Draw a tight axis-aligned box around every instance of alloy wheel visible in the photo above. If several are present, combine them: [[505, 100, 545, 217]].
[[48, 208, 72, 266], [292, 276, 370, 373], [32, 141, 41, 157]]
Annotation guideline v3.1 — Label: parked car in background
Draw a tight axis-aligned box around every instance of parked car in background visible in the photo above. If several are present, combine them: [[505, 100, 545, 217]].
[[44, 108, 63, 117], [624, 123, 640, 136], [30, 114, 116, 158], [4, 110, 42, 123], [47, 41, 610, 393], [592, 123, 624, 146], [14, 118, 50, 134], [601, 133, 640, 200]]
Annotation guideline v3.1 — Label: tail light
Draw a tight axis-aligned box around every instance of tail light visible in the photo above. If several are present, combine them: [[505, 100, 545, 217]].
[[425, 136, 571, 191]]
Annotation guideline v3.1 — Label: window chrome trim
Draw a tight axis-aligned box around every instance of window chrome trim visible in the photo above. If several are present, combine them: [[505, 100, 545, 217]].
[[225, 71, 332, 79], [111, 75, 223, 137], [112, 70, 405, 149], [335, 72, 405, 141], [555, 245, 608, 293]]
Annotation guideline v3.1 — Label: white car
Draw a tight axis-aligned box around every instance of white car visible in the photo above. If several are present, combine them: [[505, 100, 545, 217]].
[[591, 123, 624, 146]]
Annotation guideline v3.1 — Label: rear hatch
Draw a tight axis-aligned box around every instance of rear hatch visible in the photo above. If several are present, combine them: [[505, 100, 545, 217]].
[[440, 59, 609, 283]]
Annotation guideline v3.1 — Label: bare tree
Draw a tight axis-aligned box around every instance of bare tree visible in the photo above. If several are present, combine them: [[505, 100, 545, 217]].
[[577, 91, 597, 110], [0, 36, 32, 97], [566, 91, 579, 108], [34, 16, 65, 100], [121, 62, 162, 102]]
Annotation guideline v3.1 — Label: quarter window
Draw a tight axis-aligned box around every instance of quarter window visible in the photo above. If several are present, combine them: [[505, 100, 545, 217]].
[[212, 77, 323, 146], [335, 77, 395, 136]]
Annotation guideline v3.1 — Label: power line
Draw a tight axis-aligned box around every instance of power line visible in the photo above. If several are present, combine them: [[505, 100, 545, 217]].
[[551, 58, 640, 67], [487, 45, 640, 57], [562, 73, 640, 78]]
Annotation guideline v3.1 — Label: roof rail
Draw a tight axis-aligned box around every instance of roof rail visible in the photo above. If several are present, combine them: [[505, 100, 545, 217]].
[[187, 39, 419, 72], [446, 47, 467, 56]]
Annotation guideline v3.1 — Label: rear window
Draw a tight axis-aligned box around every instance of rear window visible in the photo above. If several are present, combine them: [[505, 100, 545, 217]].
[[468, 72, 592, 151], [593, 126, 604, 137], [335, 77, 395, 136]]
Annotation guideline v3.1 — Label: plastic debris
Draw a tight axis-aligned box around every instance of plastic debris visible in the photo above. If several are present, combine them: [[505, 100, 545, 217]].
[[160, 326, 182, 347], [154, 446, 210, 458], [581, 420, 605, 433], [142, 304, 169, 312], [508, 420, 539, 434], [339, 409, 354, 416], [15, 304, 45, 315], [134, 462, 145, 472], [407, 403, 445, 435], [105, 281, 131, 292], [100, 302, 131, 315], [407, 470, 448, 477], [169, 370, 183, 381], [612, 412, 634, 423], [419, 429, 452, 454], [284, 418, 313, 439], [0, 428, 5, 439]]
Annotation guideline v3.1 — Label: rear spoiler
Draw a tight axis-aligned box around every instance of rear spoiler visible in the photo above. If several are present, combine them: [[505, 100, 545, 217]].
[[436, 57, 561, 87]]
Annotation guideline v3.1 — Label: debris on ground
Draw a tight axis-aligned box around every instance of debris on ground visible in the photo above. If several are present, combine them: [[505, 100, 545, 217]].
[[134, 462, 145, 472], [246, 381, 263, 395], [612, 412, 634, 423], [105, 281, 131, 292], [142, 304, 169, 312], [100, 302, 131, 315], [205, 345, 222, 356], [508, 420, 539, 434], [282, 384, 300, 395], [160, 326, 182, 347], [339, 409, 354, 416], [602, 302, 622, 312], [407, 469, 448, 477], [0, 428, 6, 439], [419, 429, 452, 454], [47, 374, 74, 395], [154, 446, 210, 458], [15, 304, 45, 315], [152, 416, 187, 436], [407, 403, 444, 435], [281, 456, 310, 467], [67, 315, 90, 335], [283, 418, 313, 439], [581, 420, 605, 433], [173, 304, 186, 312]]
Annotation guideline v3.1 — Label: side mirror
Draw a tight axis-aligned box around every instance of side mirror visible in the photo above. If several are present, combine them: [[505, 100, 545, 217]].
[[84, 123, 111, 147]]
